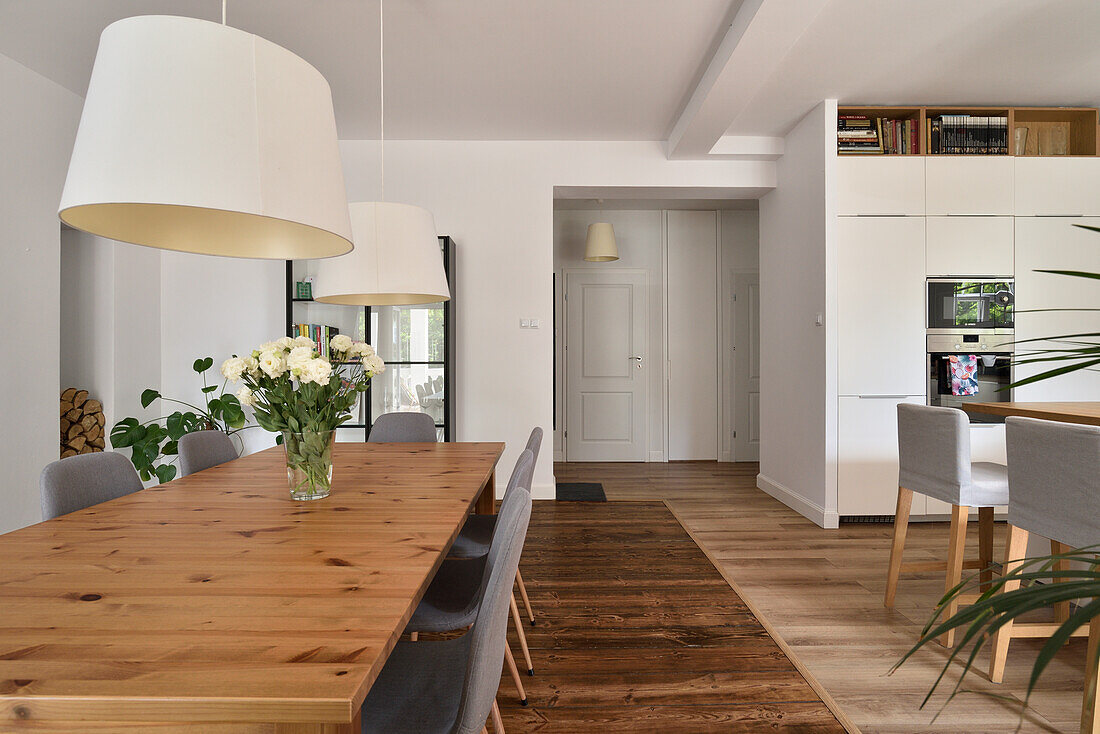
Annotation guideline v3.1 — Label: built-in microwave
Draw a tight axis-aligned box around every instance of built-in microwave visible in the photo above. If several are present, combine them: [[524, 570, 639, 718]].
[[927, 279, 1014, 333]]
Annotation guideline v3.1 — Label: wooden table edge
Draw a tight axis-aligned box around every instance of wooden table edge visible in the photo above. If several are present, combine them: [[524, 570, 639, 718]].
[[963, 401, 1100, 426]]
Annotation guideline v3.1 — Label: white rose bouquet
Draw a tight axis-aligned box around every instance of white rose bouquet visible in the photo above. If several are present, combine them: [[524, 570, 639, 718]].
[[221, 335, 384, 499]]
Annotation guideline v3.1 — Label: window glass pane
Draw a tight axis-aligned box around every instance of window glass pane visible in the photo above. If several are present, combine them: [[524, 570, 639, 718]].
[[370, 364, 445, 424], [370, 304, 444, 362]]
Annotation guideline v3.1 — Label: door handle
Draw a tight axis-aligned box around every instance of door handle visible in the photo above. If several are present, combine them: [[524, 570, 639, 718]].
[[629, 355, 643, 370], [629, 356, 642, 361]]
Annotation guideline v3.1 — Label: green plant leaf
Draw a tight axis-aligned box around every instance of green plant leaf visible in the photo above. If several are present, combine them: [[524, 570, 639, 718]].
[[165, 412, 186, 440], [200, 385, 219, 394], [162, 439, 178, 456], [110, 418, 146, 448], [140, 389, 161, 408], [193, 357, 213, 373], [1033, 268, 1100, 281], [154, 464, 177, 484]]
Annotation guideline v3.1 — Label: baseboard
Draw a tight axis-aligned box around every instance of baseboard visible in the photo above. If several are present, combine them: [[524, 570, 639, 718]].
[[648, 450, 665, 463], [552, 450, 564, 462], [756, 474, 839, 529], [530, 479, 555, 501]]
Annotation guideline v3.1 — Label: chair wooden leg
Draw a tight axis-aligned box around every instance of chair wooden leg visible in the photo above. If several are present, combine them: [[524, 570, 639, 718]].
[[940, 504, 969, 648], [504, 642, 528, 705], [989, 523, 1030, 683], [482, 727, 489, 734], [491, 699, 505, 734], [884, 486, 913, 608], [1083, 616, 1100, 734], [979, 506, 994, 593], [516, 569, 535, 625], [510, 595, 534, 675], [409, 631, 418, 642], [1052, 540, 1071, 624]]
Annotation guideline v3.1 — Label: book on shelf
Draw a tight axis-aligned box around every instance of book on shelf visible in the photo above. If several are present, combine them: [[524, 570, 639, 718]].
[[293, 323, 340, 360], [926, 114, 1007, 155], [837, 115, 919, 155]]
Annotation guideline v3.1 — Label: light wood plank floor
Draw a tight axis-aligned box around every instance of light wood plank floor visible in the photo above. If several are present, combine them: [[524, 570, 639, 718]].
[[555, 461, 1088, 734]]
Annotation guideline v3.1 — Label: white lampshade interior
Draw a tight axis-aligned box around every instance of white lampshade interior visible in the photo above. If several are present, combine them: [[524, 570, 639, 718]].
[[58, 15, 352, 259], [312, 202, 451, 306]]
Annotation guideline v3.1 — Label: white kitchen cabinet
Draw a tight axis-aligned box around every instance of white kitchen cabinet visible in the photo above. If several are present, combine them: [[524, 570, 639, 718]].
[[836, 157, 925, 215], [1015, 158, 1100, 216], [925, 157, 1014, 215], [837, 217, 926, 396], [1013, 216, 1100, 401], [926, 216, 1014, 276], [838, 395, 926, 516]]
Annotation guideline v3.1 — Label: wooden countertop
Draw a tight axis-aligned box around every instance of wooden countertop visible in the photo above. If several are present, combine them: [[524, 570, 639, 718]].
[[962, 401, 1100, 426], [0, 441, 503, 733]]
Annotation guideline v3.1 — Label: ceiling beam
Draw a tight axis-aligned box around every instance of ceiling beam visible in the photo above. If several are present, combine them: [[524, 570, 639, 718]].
[[666, 0, 830, 159]]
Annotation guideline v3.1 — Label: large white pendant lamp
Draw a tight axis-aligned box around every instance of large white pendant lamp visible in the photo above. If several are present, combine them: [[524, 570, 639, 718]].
[[58, 14, 353, 259], [584, 223, 619, 262], [312, 0, 449, 305]]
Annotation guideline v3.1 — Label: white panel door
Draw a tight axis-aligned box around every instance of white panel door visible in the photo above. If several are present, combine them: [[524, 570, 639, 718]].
[[926, 157, 1014, 215], [565, 270, 647, 461], [667, 210, 718, 461], [838, 395, 926, 516], [1015, 158, 1100, 216], [733, 272, 761, 461], [1014, 216, 1100, 401], [926, 216, 1014, 277], [836, 157, 925, 215], [837, 216, 927, 396]]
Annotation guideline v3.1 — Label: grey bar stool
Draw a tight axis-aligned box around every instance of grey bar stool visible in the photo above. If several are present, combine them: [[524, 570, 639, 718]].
[[40, 451, 143, 520], [989, 417, 1099, 733], [177, 430, 238, 476], [368, 412, 437, 443], [361, 487, 532, 734], [885, 403, 1010, 646]]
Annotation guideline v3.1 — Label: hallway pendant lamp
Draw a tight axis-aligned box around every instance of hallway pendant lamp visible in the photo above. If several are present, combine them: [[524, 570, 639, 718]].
[[584, 223, 619, 262], [311, 0, 449, 305], [313, 202, 450, 305], [58, 15, 353, 259]]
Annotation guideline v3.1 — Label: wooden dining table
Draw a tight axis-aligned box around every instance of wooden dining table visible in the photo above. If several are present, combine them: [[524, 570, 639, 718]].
[[963, 400, 1100, 426], [0, 441, 503, 733]]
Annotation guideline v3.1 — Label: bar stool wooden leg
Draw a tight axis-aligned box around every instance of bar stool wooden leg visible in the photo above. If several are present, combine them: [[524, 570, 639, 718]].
[[491, 699, 505, 733], [504, 643, 528, 705], [516, 569, 535, 625], [1083, 616, 1100, 734], [884, 486, 913, 608], [979, 507, 995, 593], [941, 504, 970, 647], [510, 595, 534, 675], [1051, 540, 1071, 624], [989, 523, 1030, 683]]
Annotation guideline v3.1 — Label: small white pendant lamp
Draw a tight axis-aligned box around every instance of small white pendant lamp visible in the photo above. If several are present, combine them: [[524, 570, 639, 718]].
[[584, 223, 619, 262], [312, 0, 449, 305], [58, 14, 353, 259]]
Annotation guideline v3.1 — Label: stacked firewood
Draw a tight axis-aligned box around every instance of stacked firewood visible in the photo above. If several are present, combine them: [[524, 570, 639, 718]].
[[60, 388, 106, 457]]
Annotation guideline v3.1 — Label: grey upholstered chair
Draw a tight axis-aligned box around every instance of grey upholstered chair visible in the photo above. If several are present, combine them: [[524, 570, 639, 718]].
[[40, 451, 143, 521], [988, 417, 1100, 697], [885, 404, 1009, 646], [407, 450, 536, 705], [368, 411, 437, 443], [361, 486, 532, 734], [177, 430, 238, 476]]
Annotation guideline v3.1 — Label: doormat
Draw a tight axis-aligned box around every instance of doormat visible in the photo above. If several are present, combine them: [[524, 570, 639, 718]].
[[555, 482, 607, 502]]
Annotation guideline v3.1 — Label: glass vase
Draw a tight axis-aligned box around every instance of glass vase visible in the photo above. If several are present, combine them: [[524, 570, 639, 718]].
[[281, 429, 335, 501]]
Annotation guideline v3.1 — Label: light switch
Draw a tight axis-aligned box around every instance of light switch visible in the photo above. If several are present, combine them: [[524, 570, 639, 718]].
[[530, 318, 540, 329]]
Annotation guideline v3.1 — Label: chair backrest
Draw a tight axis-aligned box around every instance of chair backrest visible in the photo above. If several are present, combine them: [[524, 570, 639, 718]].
[[40, 451, 143, 521], [177, 430, 238, 477], [501, 449, 535, 501], [897, 403, 972, 505], [1006, 416, 1100, 548], [367, 412, 437, 443], [525, 426, 543, 466], [415, 384, 426, 402], [452, 483, 532, 734]]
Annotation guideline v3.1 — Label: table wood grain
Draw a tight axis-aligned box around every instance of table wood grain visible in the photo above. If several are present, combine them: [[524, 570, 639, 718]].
[[963, 401, 1100, 426], [0, 441, 503, 733]]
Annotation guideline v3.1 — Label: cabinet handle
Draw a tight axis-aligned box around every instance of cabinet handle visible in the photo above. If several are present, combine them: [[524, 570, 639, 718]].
[[856, 395, 914, 399]]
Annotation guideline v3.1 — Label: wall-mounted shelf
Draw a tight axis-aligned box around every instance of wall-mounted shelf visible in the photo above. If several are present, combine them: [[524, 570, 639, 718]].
[[838, 105, 1099, 157]]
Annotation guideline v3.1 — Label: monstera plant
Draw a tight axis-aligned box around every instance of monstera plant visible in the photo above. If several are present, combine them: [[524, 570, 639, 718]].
[[110, 357, 248, 483], [897, 223, 1100, 718]]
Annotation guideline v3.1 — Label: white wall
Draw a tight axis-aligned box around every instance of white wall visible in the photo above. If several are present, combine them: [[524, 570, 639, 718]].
[[0, 53, 82, 532], [758, 101, 839, 528], [340, 141, 775, 497], [552, 209, 666, 462]]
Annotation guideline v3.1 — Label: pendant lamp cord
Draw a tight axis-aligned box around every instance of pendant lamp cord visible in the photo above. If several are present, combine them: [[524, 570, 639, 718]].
[[222, 0, 226, 25], [379, 0, 385, 202]]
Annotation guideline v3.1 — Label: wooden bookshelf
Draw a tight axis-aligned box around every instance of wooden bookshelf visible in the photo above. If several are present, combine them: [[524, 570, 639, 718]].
[[838, 105, 1099, 157]]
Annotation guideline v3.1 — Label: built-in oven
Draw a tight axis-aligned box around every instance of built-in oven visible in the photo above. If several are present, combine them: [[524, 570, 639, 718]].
[[927, 332, 1013, 424], [927, 279, 1014, 333]]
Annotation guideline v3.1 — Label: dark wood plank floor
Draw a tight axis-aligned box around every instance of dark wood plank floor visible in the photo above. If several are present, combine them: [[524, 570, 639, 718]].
[[497, 501, 846, 733]]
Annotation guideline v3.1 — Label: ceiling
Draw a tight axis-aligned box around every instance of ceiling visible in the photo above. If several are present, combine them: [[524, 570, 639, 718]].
[[0, 0, 736, 140], [4, 0, 1099, 152]]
